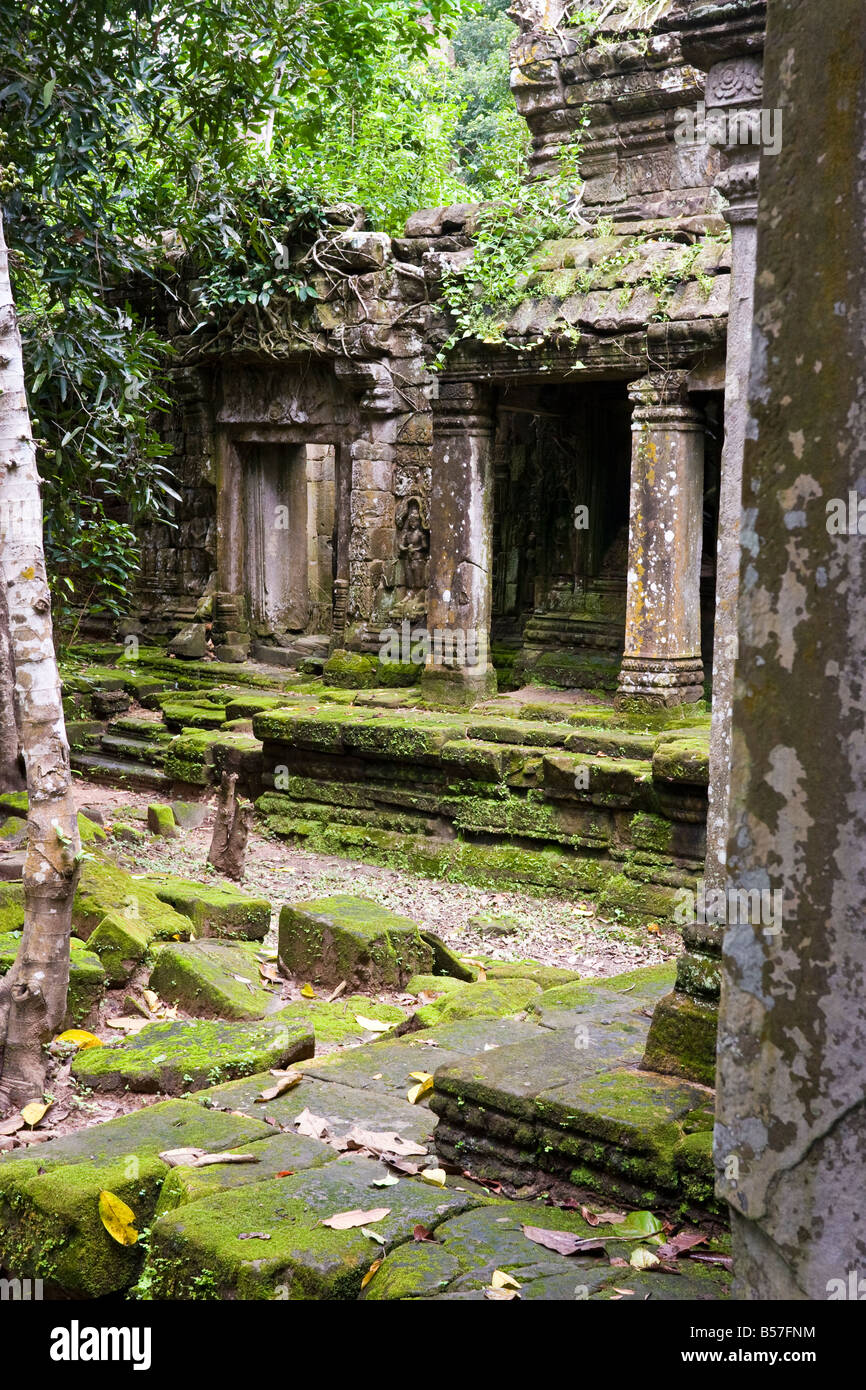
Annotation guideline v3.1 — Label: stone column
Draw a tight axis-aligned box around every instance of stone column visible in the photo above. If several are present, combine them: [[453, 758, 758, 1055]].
[[717, 0, 866, 1298], [679, 8, 767, 899], [616, 373, 705, 710], [643, 3, 768, 1086], [420, 380, 497, 707]]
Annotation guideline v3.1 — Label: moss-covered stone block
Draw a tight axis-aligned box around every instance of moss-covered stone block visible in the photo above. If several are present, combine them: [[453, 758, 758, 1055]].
[[278, 895, 434, 990], [406, 974, 469, 999], [641, 989, 718, 1088], [0, 1102, 270, 1297], [144, 876, 271, 941], [160, 701, 228, 732], [74, 855, 193, 982], [322, 650, 378, 689], [275, 993, 404, 1044], [484, 960, 582, 991], [148, 940, 274, 1019], [87, 912, 155, 985], [65, 947, 107, 1025], [141, 1156, 487, 1299], [147, 803, 178, 838], [71, 1013, 314, 1094], [193, 1073, 438, 1149], [0, 882, 24, 934], [155, 1130, 337, 1216], [415, 977, 542, 1027], [652, 734, 710, 786]]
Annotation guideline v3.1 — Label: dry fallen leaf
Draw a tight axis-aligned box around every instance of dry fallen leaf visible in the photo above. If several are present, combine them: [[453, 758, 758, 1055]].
[[656, 1230, 708, 1259], [238, 1232, 271, 1241], [0, 1115, 26, 1136], [276, 1170, 295, 1178], [354, 1015, 392, 1034], [361, 1260, 382, 1290], [343, 1128, 427, 1158], [581, 1206, 626, 1226], [491, 1270, 521, 1290], [54, 1029, 101, 1050], [98, 1190, 138, 1246], [321, 1207, 391, 1231], [522, 1224, 603, 1256], [373, 1173, 400, 1188], [106, 1016, 149, 1033], [361, 1227, 386, 1245], [484, 1287, 519, 1300], [256, 1070, 303, 1102], [159, 1149, 259, 1169], [301, 983, 316, 998], [413, 1225, 437, 1243], [294, 1109, 330, 1139], [612, 1286, 636, 1296], [142, 989, 161, 1012], [20, 1100, 52, 1128], [630, 1247, 660, 1270]]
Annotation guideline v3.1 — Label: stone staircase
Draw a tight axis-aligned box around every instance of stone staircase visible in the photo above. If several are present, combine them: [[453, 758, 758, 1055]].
[[71, 716, 173, 791]]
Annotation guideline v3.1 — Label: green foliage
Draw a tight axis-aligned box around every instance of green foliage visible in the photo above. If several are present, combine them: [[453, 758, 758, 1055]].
[[0, 0, 467, 616], [437, 129, 589, 358]]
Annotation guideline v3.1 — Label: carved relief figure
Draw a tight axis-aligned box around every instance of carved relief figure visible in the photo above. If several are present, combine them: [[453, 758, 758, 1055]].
[[396, 496, 430, 594]]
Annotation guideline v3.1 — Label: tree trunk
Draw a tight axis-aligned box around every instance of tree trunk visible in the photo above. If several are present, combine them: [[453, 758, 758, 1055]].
[[0, 583, 24, 791], [0, 210, 81, 1110], [208, 770, 251, 882]]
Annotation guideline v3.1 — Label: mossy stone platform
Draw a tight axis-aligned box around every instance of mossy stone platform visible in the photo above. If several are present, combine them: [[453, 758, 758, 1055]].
[[70, 1013, 315, 1093], [144, 876, 271, 941], [0, 1101, 270, 1297]]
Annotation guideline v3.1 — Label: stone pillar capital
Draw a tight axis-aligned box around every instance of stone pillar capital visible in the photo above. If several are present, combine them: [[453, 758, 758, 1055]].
[[628, 373, 704, 430], [432, 380, 494, 435]]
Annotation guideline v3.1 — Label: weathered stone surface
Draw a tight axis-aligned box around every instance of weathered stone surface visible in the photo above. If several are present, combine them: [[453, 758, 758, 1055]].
[[142, 1157, 488, 1299], [168, 623, 208, 659], [0, 1103, 270, 1297], [414, 977, 541, 1028], [148, 939, 275, 1019], [195, 1074, 439, 1149], [278, 895, 434, 990], [156, 1130, 337, 1215], [71, 1014, 314, 1093], [145, 876, 271, 940], [275, 993, 404, 1044]]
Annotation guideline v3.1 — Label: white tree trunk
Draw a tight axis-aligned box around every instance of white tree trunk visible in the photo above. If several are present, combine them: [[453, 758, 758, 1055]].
[[0, 209, 81, 1108]]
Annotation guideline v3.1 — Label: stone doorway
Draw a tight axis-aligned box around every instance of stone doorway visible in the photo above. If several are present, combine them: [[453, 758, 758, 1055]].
[[242, 442, 310, 635]]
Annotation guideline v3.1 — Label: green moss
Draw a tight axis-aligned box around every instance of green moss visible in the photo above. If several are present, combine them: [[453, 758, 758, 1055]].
[[70, 1013, 315, 1094], [278, 894, 434, 990], [0, 883, 25, 935], [415, 977, 541, 1027], [641, 990, 718, 1087], [484, 960, 582, 991], [148, 940, 273, 1019], [322, 650, 378, 689], [276, 993, 404, 1044], [652, 734, 710, 786], [74, 854, 193, 981], [147, 803, 177, 838], [405, 973, 470, 998], [143, 876, 271, 941], [0, 790, 29, 815]]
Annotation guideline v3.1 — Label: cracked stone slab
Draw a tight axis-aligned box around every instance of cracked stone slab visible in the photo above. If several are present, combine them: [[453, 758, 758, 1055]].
[[143, 1156, 491, 1299], [298, 1019, 539, 1100], [0, 1102, 270, 1298], [148, 939, 276, 1020], [194, 1074, 438, 1148]]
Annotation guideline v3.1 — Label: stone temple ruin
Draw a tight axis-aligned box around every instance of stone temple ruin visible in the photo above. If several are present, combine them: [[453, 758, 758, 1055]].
[[2, 0, 863, 1303]]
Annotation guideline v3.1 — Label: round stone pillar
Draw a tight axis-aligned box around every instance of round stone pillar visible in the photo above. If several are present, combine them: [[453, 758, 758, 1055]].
[[616, 372, 705, 710]]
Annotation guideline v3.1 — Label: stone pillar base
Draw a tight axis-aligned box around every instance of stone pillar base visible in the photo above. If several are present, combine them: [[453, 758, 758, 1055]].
[[420, 663, 497, 709], [641, 989, 717, 1088], [615, 655, 705, 710]]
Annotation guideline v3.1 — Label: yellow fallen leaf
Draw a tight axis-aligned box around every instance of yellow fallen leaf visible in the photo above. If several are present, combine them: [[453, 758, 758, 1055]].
[[417, 1168, 447, 1188], [361, 1260, 382, 1290], [54, 1029, 101, 1050], [20, 1100, 52, 1128], [98, 1190, 139, 1246], [142, 989, 161, 1012], [407, 1077, 434, 1105], [630, 1247, 660, 1270], [301, 984, 316, 998], [484, 1286, 520, 1300], [491, 1270, 521, 1290], [408, 1071, 433, 1083], [355, 1015, 391, 1034], [106, 1017, 149, 1033]]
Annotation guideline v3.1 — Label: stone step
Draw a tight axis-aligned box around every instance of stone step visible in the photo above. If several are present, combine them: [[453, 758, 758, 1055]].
[[70, 750, 171, 791], [100, 733, 168, 765]]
